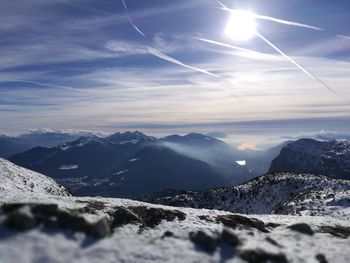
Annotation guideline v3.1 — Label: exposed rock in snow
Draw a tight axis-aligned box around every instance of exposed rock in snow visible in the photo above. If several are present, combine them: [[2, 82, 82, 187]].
[[0, 158, 70, 196]]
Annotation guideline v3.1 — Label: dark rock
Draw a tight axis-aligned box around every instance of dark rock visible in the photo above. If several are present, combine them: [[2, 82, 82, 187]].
[[108, 207, 140, 227], [5, 205, 37, 230], [221, 227, 241, 246], [1, 203, 27, 213], [129, 206, 186, 228], [288, 223, 314, 236], [161, 231, 174, 239], [315, 254, 328, 263], [318, 225, 350, 239], [266, 223, 281, 229], [265, 237, 283, 248], [216, 214, 267, 232], [90, 217, 111, 238], [189, 231, 218, 253], [239, 248, 288, 263]]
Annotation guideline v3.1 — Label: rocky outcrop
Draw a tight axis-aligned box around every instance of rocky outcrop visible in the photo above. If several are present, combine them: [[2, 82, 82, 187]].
[[269, 139, 350, 180]]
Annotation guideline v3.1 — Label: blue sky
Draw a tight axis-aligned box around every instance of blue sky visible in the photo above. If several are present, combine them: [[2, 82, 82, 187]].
[[0, 0, 349, 146]]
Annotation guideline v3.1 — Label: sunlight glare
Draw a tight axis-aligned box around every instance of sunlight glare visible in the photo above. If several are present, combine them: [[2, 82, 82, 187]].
[[225, 10, 257, 41]]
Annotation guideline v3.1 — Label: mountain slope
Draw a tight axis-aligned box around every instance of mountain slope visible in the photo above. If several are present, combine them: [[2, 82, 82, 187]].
[[0, 158, 70, 196], [269, 139, 350, 179], [144, 173, 350, 218]]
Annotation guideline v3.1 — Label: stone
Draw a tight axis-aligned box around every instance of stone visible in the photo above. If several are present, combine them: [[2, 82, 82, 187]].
[[189, 231, 218, 253], [221, 228, 241, 246], [239, 248, 288, 263], [288, 223, 314, 236], [5, 205, 37, 230]]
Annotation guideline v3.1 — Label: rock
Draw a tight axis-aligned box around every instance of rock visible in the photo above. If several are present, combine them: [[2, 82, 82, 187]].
[[318, 225, 350, 239], [216, 214, 267, 232], [161, 230, 174, 239], [221, 227, 241, 246], [189, 231, 218, 253], [91, 217, 111, 238], [266, 223, 281, 229], [315, 254, 328, 263], [5, 205, 37, 230], [56, 210, 91, 233], [288, 223, 314, 236], [129, 206, 186, 228], [108, 207, 140, 227], [265, 237, 283, 248], [31, 204, 59, 216], [239, 248, 288, 263]]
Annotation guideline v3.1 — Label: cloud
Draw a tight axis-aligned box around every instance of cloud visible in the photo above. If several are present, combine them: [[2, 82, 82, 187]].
[[148, 47, 220, 77], [105, 40, 148, 56]]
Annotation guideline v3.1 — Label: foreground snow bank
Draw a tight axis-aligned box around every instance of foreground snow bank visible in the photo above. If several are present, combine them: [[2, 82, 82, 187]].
[[0, 192, 349, 263]]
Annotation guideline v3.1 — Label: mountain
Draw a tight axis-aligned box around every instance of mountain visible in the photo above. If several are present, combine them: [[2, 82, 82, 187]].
[[269, 139, 350, 180], [0, 129, 96, 158], [9, 132, 231, 198], [161, 133, 257, 184], [0, 158, 70, 196], [144, 172, 350, 218], [1, 170, 349, 262]]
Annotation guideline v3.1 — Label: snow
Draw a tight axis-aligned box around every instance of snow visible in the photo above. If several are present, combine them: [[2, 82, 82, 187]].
[[0, 192, 349, 263], [0, 158, 70, 196], [114, 170, 128, 176], [59, 165, 79, 170], [235, 160, 246, 166]]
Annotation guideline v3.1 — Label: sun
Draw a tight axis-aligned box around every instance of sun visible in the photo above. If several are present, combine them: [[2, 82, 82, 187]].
[[225, 10, 257, 41]]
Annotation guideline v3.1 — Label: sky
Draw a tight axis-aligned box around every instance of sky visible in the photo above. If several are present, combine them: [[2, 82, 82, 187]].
[[0, 0, 349, 147]]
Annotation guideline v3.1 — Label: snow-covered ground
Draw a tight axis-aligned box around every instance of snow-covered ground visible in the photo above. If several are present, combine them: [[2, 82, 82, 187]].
[[0, 192, 350, 263]]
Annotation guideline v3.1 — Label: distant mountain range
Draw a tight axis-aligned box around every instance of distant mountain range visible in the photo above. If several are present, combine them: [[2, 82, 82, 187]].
[[269, 138, 350, 180], [0, 129, 96, 158], [10, 131, 257, 198], [5, 130, 350, 198]]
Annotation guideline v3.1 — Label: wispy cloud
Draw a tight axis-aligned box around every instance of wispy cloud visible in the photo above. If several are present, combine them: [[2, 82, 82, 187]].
[[337, 35, 350, 40], [148, 47, 220, 77]]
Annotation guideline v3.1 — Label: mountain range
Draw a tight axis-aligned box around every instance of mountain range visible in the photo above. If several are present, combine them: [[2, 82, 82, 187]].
[[10, 132, 250, 197], [0, 129, 96, 158]]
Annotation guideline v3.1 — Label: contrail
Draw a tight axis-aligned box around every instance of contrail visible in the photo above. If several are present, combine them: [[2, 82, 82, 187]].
[[194, 37, 264, 56], [337, 35, 350, 40], [218, 2, 323, 31], [148, 47, 220, 77], [121, 0, 146, 37], [57, 0, 122, 18], [255, 31, 344, 100], [5, 79, 95, 93]]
